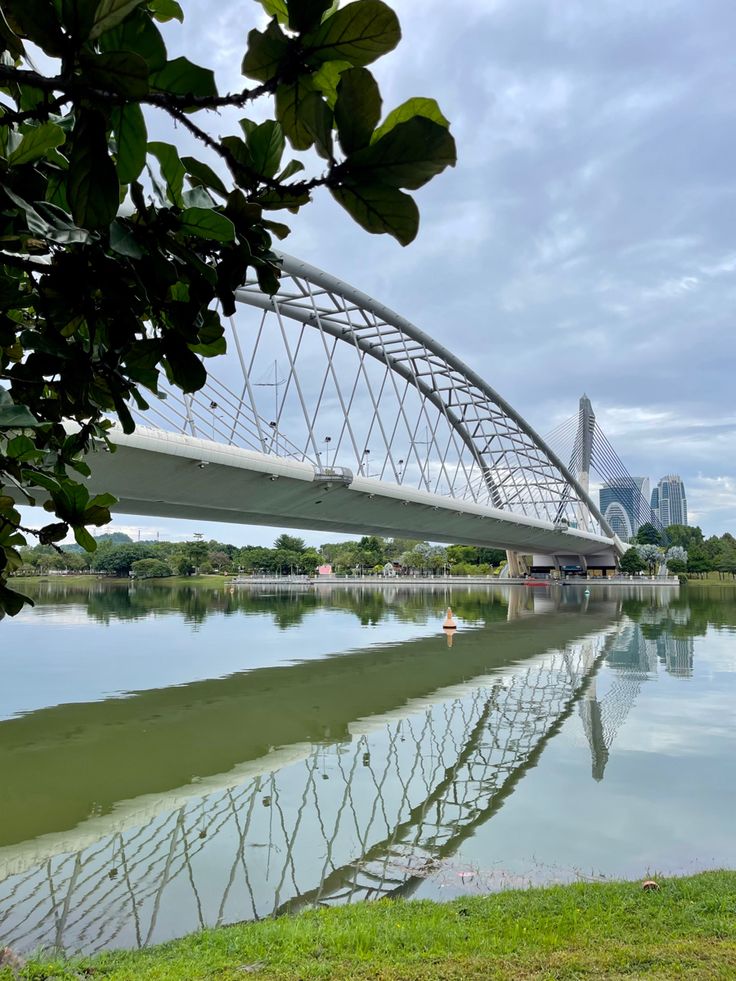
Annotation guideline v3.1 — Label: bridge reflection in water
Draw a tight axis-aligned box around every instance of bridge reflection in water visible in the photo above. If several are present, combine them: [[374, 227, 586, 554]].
[[0, 587, 688, 955]]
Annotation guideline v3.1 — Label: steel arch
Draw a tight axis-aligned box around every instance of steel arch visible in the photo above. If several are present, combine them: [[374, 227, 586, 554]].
[[233, 253, 615, 537]]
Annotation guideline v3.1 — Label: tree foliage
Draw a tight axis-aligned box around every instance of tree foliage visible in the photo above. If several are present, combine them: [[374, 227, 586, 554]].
[[619, 548, 645, 575], [633, 522, 663, 546], [0, 0, 456, 617]]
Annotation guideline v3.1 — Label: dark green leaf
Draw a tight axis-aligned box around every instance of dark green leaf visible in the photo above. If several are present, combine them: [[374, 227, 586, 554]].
[[74, 525, 98, 550], [263, 219, 291, 240], [151, 57, 217, 101], [277, 158, 304, 180], [3, 0, 64, 55], [149, 0, 182, 21], [164, 342, 206, 392], [256, 0, 288, 23], [89, 492, 117, 508], [372, 96, 450, 143], [38, 521, 69, 543], [89, 0, 146, 39], [287, 0, 334, 33], [301, 91, 333, 159], [303, 0, 400, 67], [82, 50, 150, 97], [179, 207, 236, 241], [335, 67, 381, 154], [247, 120, 285, 179], [111, 102, 147, 183], [0, 6, 27, 59], [0, 390, 41, 428], [100, 9, 167, 70], [182, 156, 228, 198], [109, 219, 143, 257], [8, 122, 65, 166], [68, 109, 120, 230], [149, 140, 185, 207], [275, 78, 318, 151], [241, 18, 289, 83], [6, 434, 36, 459], [82, 503, 112, 524], [331, 179, 418, 245], [4, 189, 90, 244], [22, 470, 60, 493], [345, 115, 456, 190], [255, 185, 310, 210], [0, 584, 31, 617], [113, 394, 135, 433], [182, 186, 214, 209], [312, 58, 351, 107], [61, 0, 98, 41]]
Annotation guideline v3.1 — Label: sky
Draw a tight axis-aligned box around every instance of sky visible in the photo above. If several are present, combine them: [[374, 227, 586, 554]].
[[24, 0, 736, 546]]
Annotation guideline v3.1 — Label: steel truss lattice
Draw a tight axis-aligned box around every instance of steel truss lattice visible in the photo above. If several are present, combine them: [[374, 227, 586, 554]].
[[140, 253, 613, 534]]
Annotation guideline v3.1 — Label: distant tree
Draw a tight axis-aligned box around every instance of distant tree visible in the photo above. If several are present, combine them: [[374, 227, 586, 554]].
[[209, 550, 232, 572], [184, 540, 209, 572], [170, 553, 194, 577], [477, 547, 506, 567], [91, 543, 154, 576], [634, 523, 663, 546], [273, 534, 306, 554], [636, 544, 663, 575], [666, 559, 687, 574], [131, 559, 171, 580], [619, 549, 646, 575], [300, 549, 323, 573], [666, 545, 688, 567], [665, 525, 704, 549]]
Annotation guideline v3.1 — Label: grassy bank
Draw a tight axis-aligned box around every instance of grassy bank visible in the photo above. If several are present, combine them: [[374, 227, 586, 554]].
[[10, 871, 736, 980]]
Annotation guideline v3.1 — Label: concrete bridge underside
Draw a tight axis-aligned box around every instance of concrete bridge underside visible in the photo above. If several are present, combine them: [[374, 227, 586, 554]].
[[81, 427, 618, 561]]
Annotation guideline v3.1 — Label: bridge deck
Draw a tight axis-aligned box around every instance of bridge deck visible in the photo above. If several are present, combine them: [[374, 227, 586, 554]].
[[79, 428, 617, 558]]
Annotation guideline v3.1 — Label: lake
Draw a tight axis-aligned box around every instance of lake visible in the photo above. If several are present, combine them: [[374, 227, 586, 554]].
[[1, 579, 734, 955]]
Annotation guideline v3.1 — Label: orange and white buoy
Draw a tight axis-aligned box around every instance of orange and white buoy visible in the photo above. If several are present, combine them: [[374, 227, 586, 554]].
[[442, 607, 457, 631]]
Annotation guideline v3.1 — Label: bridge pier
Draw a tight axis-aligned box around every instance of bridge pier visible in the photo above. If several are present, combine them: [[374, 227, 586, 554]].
[[506, 550, 529, 578]]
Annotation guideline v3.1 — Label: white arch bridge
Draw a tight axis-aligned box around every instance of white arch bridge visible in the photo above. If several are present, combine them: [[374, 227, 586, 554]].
[[88, 254, 625, 565]]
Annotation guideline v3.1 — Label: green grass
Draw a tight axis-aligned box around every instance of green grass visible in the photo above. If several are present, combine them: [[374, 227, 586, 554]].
[[8, 871, 736, 980], [684, 576, 736, 589]]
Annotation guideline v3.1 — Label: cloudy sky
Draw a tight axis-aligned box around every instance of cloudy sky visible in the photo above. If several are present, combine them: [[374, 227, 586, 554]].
[[43, 0, 736, 545]]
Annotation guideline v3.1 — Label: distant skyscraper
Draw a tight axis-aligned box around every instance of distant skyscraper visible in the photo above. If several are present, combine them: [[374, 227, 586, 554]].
[[650, 485, 659, 523], [599, 477, 651, 541], [652, 475, 688, 528]]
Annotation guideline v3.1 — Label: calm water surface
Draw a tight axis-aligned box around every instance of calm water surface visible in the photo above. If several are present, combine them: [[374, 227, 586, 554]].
[[1, 579, 734, 954]]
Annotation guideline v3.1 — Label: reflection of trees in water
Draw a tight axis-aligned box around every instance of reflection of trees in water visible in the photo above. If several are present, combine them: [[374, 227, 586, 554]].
[[19, 581, 514, 630], [1, 627, 631, 956]]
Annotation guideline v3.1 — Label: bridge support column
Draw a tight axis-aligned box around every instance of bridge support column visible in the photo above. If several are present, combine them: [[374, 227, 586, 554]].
[[506, 550, 528, 578]]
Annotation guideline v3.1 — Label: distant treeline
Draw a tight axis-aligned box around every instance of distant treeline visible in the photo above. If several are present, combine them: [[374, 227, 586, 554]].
[[627, 523, 736, 578], [15, 533, 507, 579]]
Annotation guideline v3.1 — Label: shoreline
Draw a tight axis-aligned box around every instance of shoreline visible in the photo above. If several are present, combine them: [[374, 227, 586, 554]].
[[14, 870, 736, 980]]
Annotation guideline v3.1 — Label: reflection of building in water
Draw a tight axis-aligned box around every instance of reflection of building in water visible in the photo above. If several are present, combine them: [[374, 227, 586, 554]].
[[579, 622, 656, 781], [652, 635, 694, 678], [578, 611, 695, 782], [637, 606, 695, 678], [0, 627, 622, 957]]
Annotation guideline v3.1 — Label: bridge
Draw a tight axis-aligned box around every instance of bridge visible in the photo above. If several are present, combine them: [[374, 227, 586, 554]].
[[76, 253, 648, 572]]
